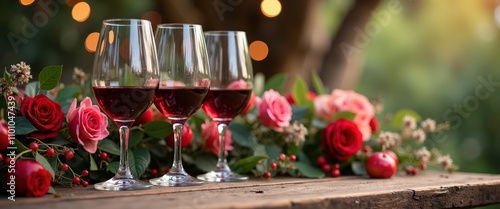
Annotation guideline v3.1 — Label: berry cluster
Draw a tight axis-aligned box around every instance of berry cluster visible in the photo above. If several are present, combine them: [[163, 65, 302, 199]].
[[316, 156, 341, 177], [262, 153, 297, 179]]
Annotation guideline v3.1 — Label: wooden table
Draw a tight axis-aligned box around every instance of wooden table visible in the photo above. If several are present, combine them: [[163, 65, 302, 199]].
[[3, 171, 500, 209]]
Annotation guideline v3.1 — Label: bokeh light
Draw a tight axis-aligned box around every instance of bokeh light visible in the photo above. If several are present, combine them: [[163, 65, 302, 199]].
[[19, 0, 35, 6], [249, 40, 269, 61], [85, 32, 99, 52], [260, 0, 282, 18], [72, 2, 91, 22], [142, 11, 162, 30]]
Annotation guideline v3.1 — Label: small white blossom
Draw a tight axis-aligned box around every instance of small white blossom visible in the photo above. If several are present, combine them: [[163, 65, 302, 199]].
[[10, 61, 32, 85], [376, 131, 401, 149], [412, 129, 426, 144], [0, 78, 14, 96], [283, 121, 308, 145], [438, 154, 453, 170], [403, 115, 417, 129], [421, 118, 436, 132], [72, 67, 87, 85], [414, 147, 431, 163]]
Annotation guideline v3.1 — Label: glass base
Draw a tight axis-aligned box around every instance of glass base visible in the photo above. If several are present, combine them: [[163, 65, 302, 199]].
[[197, 170, 248, 182], [150, 172, 204, 186], [94, 177, 153, 191]]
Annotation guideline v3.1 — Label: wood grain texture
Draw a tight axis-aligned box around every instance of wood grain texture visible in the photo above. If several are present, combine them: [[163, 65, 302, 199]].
[[2, 171, 500, 209]]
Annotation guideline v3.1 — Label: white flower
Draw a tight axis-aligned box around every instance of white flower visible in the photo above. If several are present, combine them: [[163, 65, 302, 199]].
[[421, 118, 436, 132], [414, 147, 431, 163], [438, 154, 453, 170], [0, 78, 14, 96], [283, 121, 308, 145], [402, 115, 417, 129], [412, 129, 426, 144], [72, 67, 87, 85], [10, 61, 32, 85], [376, 131, 401, 149]]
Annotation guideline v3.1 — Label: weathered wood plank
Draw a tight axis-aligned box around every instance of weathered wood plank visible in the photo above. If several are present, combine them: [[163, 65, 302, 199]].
[[2, 172, 500, 209]]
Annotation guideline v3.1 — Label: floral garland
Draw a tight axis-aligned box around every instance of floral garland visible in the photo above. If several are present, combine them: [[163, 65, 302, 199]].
[[0, 62, 458, 197]]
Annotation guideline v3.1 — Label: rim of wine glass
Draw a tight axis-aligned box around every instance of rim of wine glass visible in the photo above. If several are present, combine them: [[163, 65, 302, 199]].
[[157, 23, 202, 29], [204, 31, 246, 36], [103, 18, 152, 26]]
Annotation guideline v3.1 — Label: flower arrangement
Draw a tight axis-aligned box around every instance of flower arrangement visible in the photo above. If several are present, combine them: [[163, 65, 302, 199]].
[[0, 62, 458, 197]]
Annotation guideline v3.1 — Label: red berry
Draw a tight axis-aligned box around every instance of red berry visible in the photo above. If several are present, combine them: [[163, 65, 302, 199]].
[[151, 169, 158, 177], [362, 146, 372, 153], [322, 164, 331, 173], [99, 152, 108, 161], [82, 170, 89, 176], [263, 172, 271, 179], [61, 164, 69, 171], [46, 148, 55, 157], [0, 154, 3, 162], [73, 176, 81, 184], [64, 150, 74, 160], [82, 181, 89, 187], [420, 163, 427, 170], [316, 156, 327, 166], [289, 155, 297, 162], [29, 142, 39, 152], [278, 153, 286, 161], [270, 162, 278, 170], [331, 169, 341, 177], [333, 163, 340, 170], [365, 152, 398, 179]]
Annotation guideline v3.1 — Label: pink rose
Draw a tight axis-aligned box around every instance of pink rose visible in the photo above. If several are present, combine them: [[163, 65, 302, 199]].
[[201, 120, 233, 156], [256, 89, 292, 132], [67, 97, 110, 153], [314, 89, 374, 141]]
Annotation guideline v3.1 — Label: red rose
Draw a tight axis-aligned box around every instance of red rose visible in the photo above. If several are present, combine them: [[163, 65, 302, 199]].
[[20, 94, 64, 140], [6, 160, 52, 197], [321, 119, 363, 161]]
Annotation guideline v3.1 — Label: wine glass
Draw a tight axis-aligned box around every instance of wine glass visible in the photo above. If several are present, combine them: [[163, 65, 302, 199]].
[[92, 19, 158, 191], [149, 24, 210, 186], [197, 31, 254, 182]]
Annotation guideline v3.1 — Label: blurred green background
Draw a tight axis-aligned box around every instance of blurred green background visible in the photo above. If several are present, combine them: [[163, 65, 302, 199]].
[[1, 0, 499, 178]]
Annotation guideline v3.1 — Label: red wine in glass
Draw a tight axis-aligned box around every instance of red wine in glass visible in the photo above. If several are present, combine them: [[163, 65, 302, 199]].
[[202, 89, 252, 120], [93, 86, 155, 121], [153, 87, 209, 121]]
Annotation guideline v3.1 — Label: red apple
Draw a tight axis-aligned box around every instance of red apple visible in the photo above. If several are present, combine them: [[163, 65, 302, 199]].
[[165, 124, 193, 148], [133, 108, 154, 126], [365, 152, 397, 178], [382, 150, 399, 167], [0, 120, 9, 151]]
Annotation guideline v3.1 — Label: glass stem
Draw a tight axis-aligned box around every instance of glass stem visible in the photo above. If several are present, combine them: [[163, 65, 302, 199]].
[[117, 125, 133, 179], [216, 123, 230, 171], [170, 123, 185, 173]]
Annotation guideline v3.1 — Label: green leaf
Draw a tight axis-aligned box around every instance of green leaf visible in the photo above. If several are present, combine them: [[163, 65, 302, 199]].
[[263, 73, 287, 95], [128, 147, 150, 178], [128, 130, 144, 148], [351, 161, 366, 176], [333, 111, 356, 121], [254, 72, 266, 96], [47, 186, 56, 194], [14, 116, 37, 135], [36, 153, 56, 179], [90, 154, 98, 171], [47, 134, 71, 145], [38, 65, 63, 91], [13, 139, 28, 152], [46, 156, 58, 174], [286, 143, 301, 156], [107, 161, 119, 173], [292, 76, 308, 105], [97, 138, 120, 155], [194, 154, 217, 172], [294, 161, 325, 178], [55, 86, 81, 103], [264, 144, 282, 161], [143, 121, 172, 138], [231, 156, 267, 174], [391, 109, 422, 128], [292, 106, 310, 121], [229, 123, 256, 148], [24, 81, 39, 97], [0, 95, 7, 119], [311, 70, 328, 95]]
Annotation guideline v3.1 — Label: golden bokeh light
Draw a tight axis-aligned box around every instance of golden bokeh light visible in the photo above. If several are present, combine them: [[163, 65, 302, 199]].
[[72, 2, 91, 22], [19, 0, 35, 6], [108, 30, 114, 44], [85, 32, 99, 53], [261, 0, 282, 18], [249, 40, 269, 61]]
